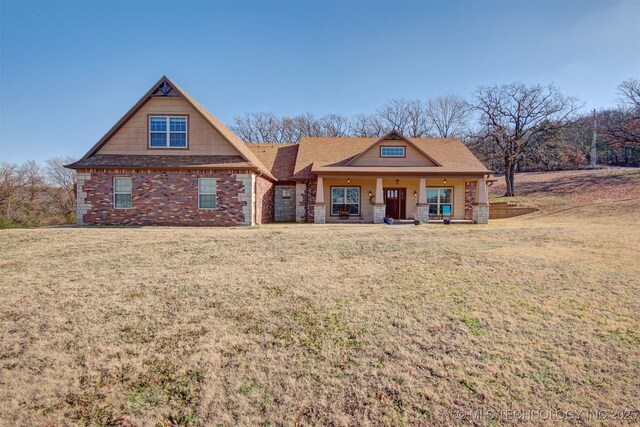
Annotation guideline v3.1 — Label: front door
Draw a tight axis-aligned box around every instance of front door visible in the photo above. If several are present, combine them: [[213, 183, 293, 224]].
[[384, 188, 406, 219]]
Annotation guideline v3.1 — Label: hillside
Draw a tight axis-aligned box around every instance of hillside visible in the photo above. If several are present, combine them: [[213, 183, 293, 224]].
[[489, 168, 640, 214]]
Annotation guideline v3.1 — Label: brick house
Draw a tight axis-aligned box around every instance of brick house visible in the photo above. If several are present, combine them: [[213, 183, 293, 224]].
[[66, 76, 492, 226]]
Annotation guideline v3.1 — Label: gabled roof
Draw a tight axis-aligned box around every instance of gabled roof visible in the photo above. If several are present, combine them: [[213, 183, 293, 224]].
[[345, 130, 441, 166], [73, 76, 276, 180], [246, 143, 299, 181], [292, 135, 491, 180]]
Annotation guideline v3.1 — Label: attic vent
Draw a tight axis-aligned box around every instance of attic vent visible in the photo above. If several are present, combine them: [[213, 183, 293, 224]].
[[151, 80, 175, 97]]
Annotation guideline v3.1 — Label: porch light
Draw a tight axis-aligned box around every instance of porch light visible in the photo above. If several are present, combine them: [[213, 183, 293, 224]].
[[443, 179, 447, 184], [347, 178, 351, 184], [414, 190, 418, 197], [395, 179, 400, 185], [368, 190, 373, 197]]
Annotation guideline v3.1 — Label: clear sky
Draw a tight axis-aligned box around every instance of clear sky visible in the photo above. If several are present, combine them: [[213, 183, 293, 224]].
[[1, 0, 639, 164]]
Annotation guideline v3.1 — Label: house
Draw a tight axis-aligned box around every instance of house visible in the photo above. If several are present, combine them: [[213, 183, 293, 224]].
[[66, 76, 492, 226]]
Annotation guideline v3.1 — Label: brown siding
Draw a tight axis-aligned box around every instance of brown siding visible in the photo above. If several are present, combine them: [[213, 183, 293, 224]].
[[349, 141, 435, 167], [97, 97, 241, 156], [255, 175, 274, 224], [80, 170, 247, 226]]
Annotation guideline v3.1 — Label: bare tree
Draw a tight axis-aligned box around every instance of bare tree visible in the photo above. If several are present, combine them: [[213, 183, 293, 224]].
[[600, 79, 640, 153], [291, 113, 323, 140], [0, 162, 24, 207], [473, 83, 580, 196], [349, 114, 385, 137], [376, 99, 430, 137], [46, 156, 77, 219], [425, 95, 471, 138], [618, 78, 640, 110], [230, 112, 283, 143], [320, 114, 350, 137]]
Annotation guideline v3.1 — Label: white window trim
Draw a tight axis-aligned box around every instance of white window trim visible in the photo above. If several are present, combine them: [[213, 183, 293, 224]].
[[149, 116, 188, 148], [380, 146, 406, 157], [426, 187, 453, 216], [198, 178, 217, 210], [113, 177, 132, 210], [330, 186, 360, 216]]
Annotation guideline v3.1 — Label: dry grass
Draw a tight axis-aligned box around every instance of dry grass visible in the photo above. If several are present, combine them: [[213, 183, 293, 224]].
[[1, 170, 640, 426]]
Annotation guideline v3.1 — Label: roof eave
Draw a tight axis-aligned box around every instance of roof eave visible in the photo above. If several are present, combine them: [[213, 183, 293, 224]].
[[65, 164, 261, 171]]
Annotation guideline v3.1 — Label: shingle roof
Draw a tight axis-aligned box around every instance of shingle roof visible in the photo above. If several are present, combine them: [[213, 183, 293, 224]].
[[66, 154, 254, 170], [246, 143, 299, 181], [292, 137, 491, 180]]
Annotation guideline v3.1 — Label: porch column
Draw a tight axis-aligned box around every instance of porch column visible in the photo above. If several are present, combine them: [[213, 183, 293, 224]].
[[373, 177, 385, 224], [314, 176, 326, 223], [473, 177, 489, 224], [416, 177, 428, 222]]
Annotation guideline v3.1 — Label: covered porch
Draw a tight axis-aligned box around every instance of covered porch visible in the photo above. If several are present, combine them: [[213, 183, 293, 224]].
[[312, 174, 490, 224]]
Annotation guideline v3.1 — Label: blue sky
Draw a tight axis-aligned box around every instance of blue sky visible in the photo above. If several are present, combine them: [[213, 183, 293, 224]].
[[1, 0, 639, 164]]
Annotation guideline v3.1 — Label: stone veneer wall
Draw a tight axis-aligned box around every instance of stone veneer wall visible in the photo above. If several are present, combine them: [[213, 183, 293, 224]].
[[255, 175, 275, 224], [295, 181, 317, 223], [77, 169, 254, 226], [464, 181, 477, 221], [274, 184, 296, 222]]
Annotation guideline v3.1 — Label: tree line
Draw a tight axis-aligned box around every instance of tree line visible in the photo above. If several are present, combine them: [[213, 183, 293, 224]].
[[232, 79, 640, 196], [0, 157, 76, 227], [1, 79, 637, 227]]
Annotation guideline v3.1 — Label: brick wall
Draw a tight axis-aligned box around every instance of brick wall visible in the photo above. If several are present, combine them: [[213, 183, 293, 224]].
[[465, 181, 477, 221], [255, 175, 275, 224], [274, 184, 296, 222], [78, 169, 253, 226]]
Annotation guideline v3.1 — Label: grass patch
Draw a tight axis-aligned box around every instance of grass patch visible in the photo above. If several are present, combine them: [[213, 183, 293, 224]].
[[1, 169, 639, 425]]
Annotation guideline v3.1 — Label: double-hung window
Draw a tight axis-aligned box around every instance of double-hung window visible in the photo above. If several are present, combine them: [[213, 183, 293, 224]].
[[426, 188, 452, 217], [149, 116, 188, 148], [380, 146, 405, 157], [198, 178, 217, 209], [114, 177, 132, 209], [331, 187, 360, 215]]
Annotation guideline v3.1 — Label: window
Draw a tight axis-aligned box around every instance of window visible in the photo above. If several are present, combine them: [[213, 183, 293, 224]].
[[380, 146, 405, 157], [281, 188, 291, 199], [114, 177, 132, 209], [198, 178, 217, 209], [331, 187, 360, 215], [426, 188, 452, 217], [149, 116, 187, 148]]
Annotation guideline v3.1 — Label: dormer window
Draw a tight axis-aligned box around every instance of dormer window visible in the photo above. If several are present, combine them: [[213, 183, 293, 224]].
[[149, 116, 188, 148], [380, 146, 405, 157]]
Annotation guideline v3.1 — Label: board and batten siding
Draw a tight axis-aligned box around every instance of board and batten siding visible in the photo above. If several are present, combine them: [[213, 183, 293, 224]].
[[97, 96, 241, 156]]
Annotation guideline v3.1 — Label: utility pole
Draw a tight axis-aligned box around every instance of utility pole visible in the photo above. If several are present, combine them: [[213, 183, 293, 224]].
[[590, 109, 597, 169]]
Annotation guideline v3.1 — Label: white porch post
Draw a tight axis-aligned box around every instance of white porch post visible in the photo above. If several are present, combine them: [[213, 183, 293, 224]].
[[373, 177, 385, 224], [416, 177, 428, 222], [314, 176, 326, 223], [473, 177, 489, 224]]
